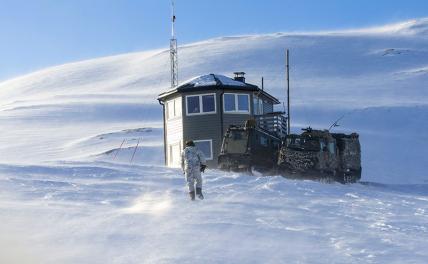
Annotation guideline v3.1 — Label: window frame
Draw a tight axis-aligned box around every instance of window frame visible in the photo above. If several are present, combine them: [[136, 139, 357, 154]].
[[166, 97, 182, 120], [223, 93, 250, 114], [194, 139, 213, 160], [185, 93, 217, 116]]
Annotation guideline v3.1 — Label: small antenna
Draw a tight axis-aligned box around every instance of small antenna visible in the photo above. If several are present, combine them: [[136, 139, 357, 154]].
[[261, 77, 264, 91], [328, 108, 362, 131], [286, 49, 290, 135], [255, 77, 264, 115], [170, 0, 178, 88], [261, 77, 264, 114], [328, 113, 346, 131]]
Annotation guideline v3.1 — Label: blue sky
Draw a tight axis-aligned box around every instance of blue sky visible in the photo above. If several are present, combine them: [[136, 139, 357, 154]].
[[0, 0, 427, 81]]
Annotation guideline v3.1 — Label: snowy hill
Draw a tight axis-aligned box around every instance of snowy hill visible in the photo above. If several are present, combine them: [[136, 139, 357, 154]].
[[0, 18, 428, 263], [1, 18, 428, 182]]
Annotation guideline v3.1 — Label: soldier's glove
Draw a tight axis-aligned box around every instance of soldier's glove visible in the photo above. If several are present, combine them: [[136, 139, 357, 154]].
[[200, 164, 207, 173]]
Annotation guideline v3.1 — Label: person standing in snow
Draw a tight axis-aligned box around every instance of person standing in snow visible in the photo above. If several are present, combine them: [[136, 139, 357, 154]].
[[181, 140, 207, 200]]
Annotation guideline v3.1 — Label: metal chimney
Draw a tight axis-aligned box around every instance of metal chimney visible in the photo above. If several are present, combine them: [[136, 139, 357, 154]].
[[233, 72, 246, 83]]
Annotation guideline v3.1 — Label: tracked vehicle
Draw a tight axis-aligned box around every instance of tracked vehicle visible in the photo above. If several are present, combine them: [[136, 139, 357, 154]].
[[218, 120, 281, 173], [216, 51, 361, 183], [277, 127, 361, 183]]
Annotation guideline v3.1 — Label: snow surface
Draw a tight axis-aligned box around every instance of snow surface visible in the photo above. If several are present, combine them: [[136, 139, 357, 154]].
[[180, 73, 248, 87], [0, 18, 428, 263], [214, 74, 247, 87], [185, 74, 217, 87]]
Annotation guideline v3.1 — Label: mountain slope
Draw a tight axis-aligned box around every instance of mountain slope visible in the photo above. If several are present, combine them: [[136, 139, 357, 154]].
[[1, 19, 427, 183], [0, 19, 428, 263]]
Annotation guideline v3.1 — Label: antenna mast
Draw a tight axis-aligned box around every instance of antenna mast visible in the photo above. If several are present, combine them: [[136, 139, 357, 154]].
[[286, 49, 291, 135], [170, 0, 178, 88]]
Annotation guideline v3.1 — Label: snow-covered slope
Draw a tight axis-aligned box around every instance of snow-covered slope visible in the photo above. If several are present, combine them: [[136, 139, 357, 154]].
[[2, 18, 428, 182], [0, 18, 427, 263]]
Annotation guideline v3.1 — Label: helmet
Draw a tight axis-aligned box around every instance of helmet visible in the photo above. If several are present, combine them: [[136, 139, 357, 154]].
[[185, 140, 195, 147]]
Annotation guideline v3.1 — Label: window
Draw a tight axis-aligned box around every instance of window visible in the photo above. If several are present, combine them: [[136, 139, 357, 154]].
[[320, 141, 326, 151], [224, 94, 235, 111], [253, 96, 263, 115], [237, 94, 249, 111], [186, 94, 216, 115], [223, 93, 250, 113], [168, 142, 182, 167], [175, 98, 182, 117], [166, 97, 182, 120], [187, 96, 200, 114], [194, 139, 213, 160], [260, 136, 268, 147], [202, 94, 215, 112], [226, 131, 249, 154], [328, 142, 336, 154], [167, 100, 175, 119]]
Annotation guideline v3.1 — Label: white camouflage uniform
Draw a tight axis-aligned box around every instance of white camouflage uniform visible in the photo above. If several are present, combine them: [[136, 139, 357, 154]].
[[181, 146, 206, 192]]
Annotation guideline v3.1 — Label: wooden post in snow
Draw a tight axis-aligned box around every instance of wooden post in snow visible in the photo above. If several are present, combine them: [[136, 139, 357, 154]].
[[113, 139, 126, 160], [130, 138, 141, 164]]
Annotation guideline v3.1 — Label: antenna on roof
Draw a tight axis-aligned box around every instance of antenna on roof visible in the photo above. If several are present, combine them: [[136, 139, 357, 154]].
[[286, 49, 291, 135], [170, 0, 178, 88]]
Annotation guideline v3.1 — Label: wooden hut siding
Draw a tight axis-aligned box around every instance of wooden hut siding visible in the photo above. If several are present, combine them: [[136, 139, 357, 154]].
[[181, 90, 253, 167], [158, 74, 282, 168], [166, 117, 183, 145], [182, 111, 221, 167], [165, 96, 183, 167], [263, 101, 274, 114], [253, 94, 274, 115]]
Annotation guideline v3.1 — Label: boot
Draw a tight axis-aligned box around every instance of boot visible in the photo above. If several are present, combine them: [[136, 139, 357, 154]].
[[189, 191, 195, 201], [196, 188, 204, 200]]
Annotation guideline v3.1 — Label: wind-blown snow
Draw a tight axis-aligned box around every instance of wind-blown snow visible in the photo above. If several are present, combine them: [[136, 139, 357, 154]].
[[0, 18, 428, 263], [1, 162, 427, 263]]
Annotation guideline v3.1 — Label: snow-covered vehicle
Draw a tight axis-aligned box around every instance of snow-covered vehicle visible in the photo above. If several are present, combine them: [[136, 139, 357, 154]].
[[218, 121, 281, 173], [277, 127, 361, 183]]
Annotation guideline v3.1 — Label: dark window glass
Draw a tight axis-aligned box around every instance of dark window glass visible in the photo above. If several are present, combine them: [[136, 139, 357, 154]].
[[237, 94, 249, 111], [328, 142, 335, 154], [227, 131, 248, 153], [224, 94, 235, 111], [187, 96, 200, 114], [260, 136, 268, 147], [202, 94, 215, 112]]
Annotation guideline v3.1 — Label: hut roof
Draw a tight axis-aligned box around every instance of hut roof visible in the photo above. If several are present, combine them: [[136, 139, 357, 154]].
[[158, 73, 279, 104]]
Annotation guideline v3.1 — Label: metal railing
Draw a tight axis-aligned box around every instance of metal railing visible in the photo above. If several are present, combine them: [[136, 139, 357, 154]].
[[255, 112, 288, 138]]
